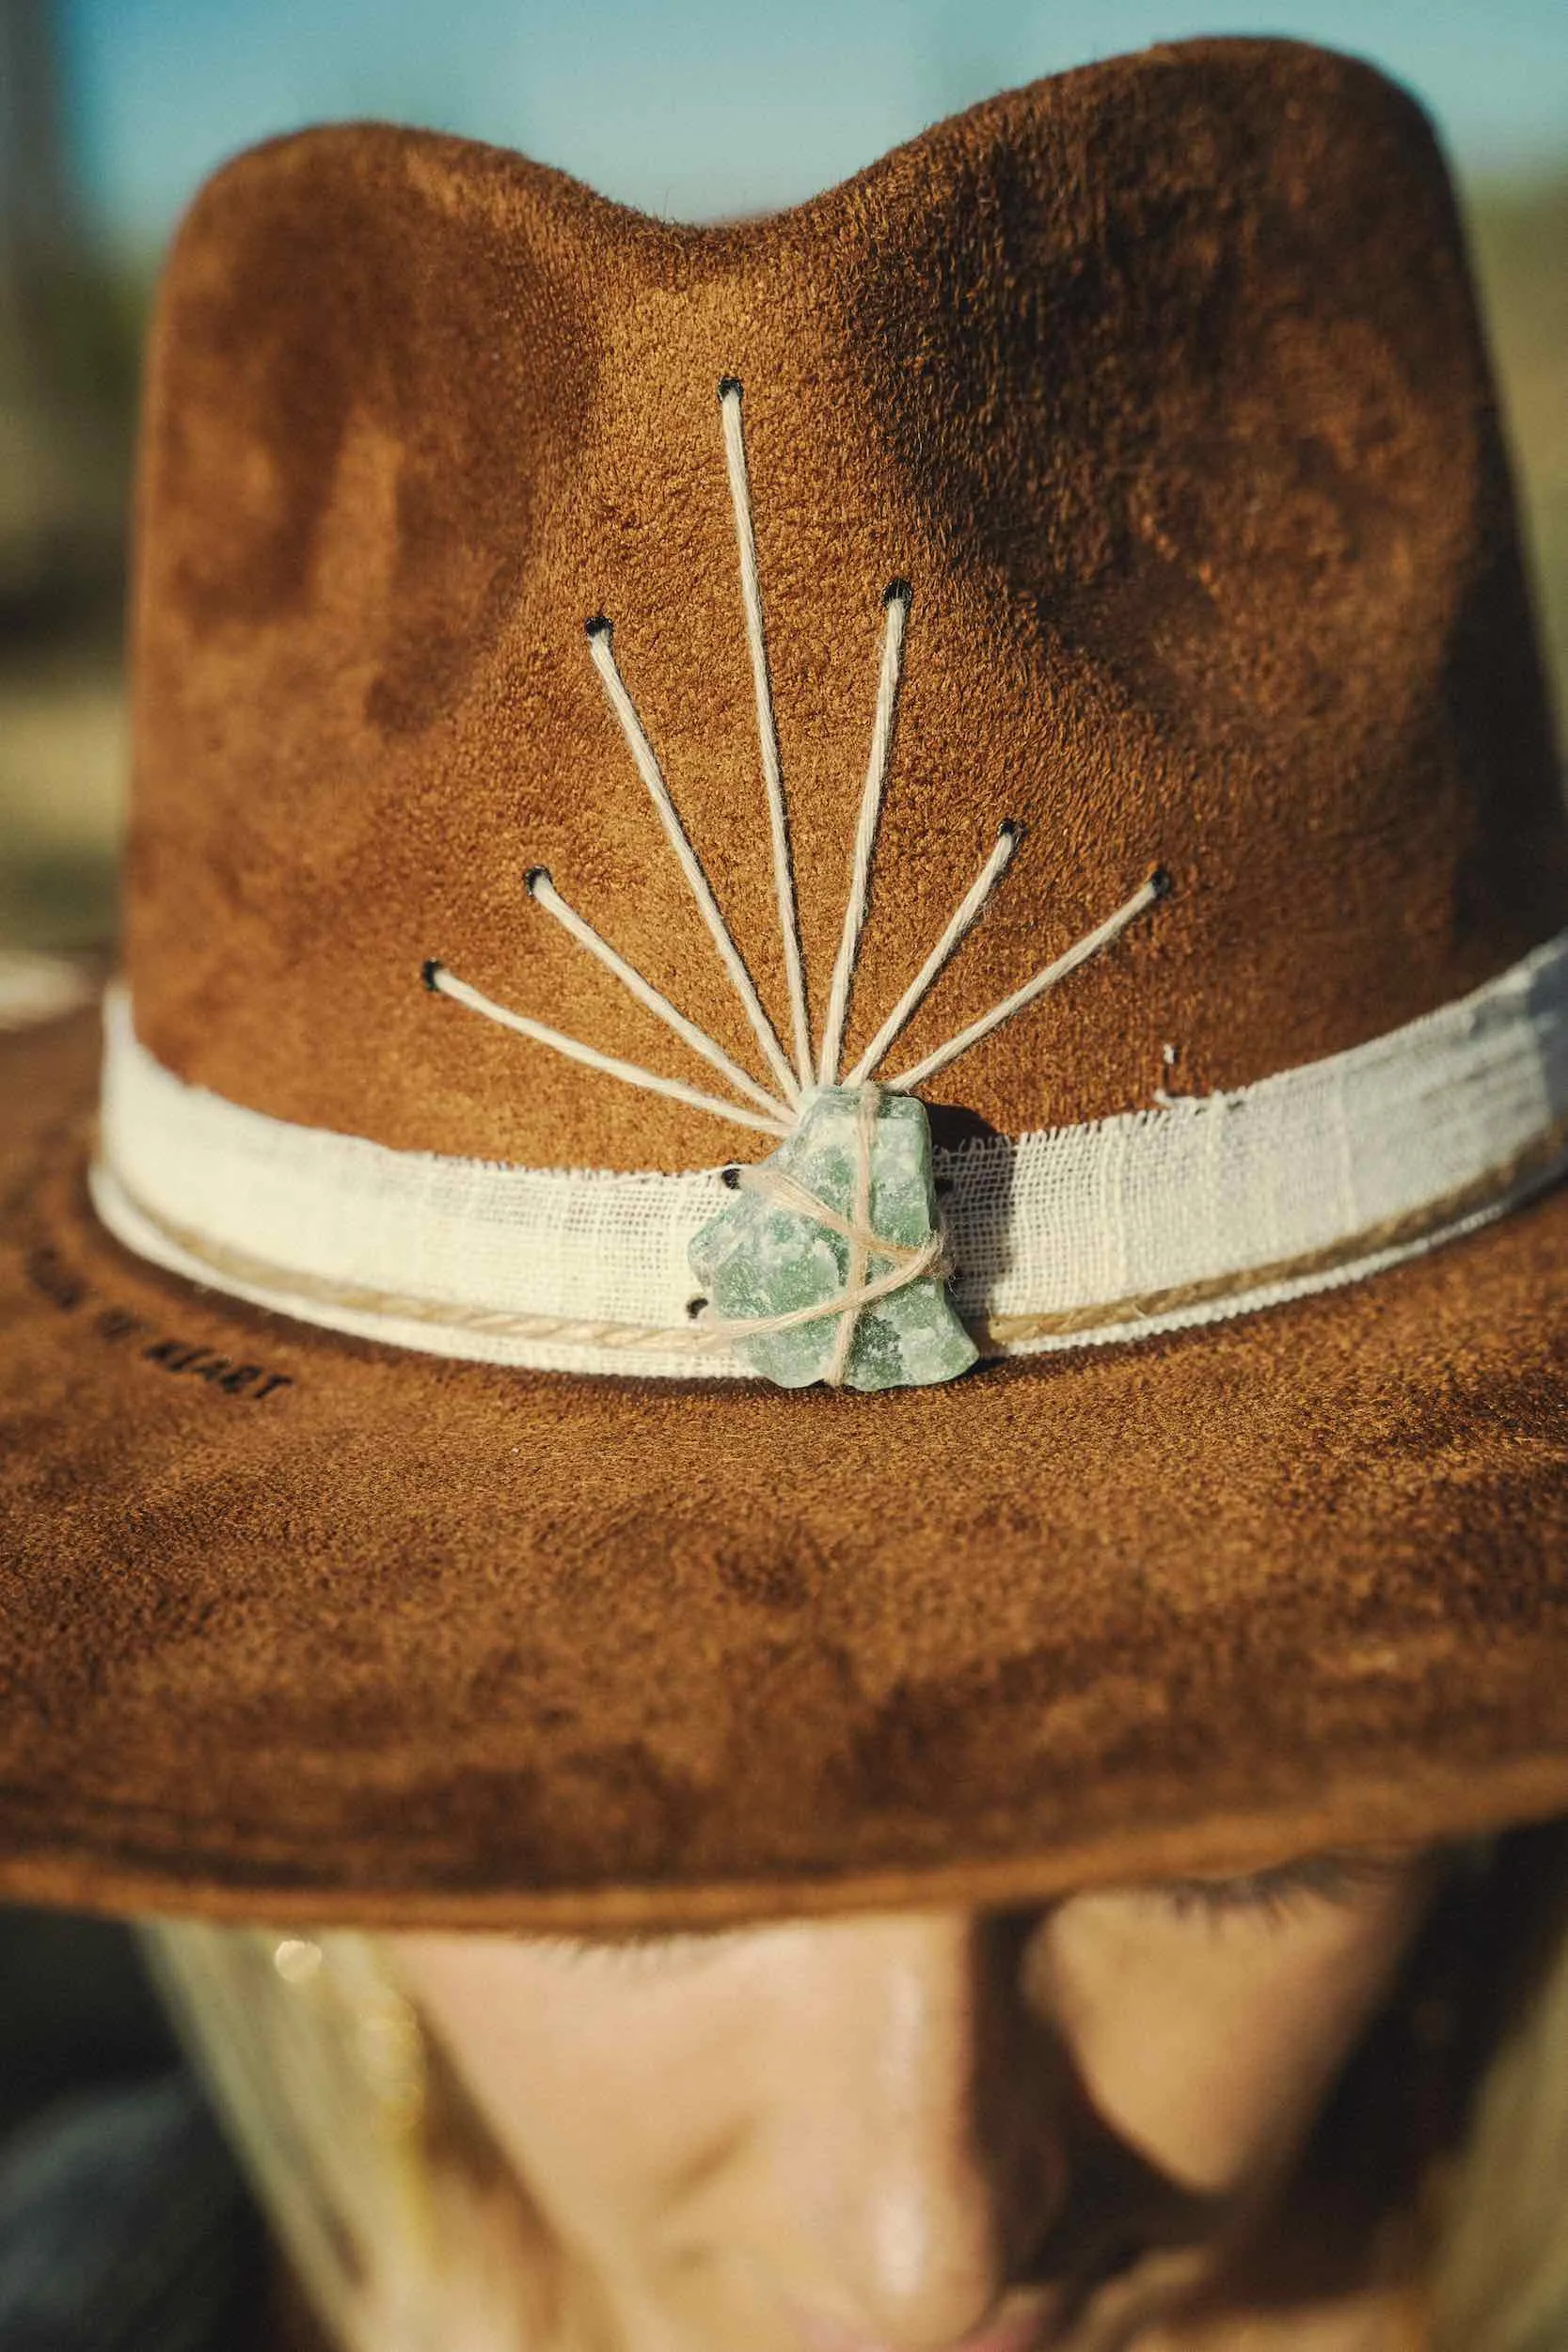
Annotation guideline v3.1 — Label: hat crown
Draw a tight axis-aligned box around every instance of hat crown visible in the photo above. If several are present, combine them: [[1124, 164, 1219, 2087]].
[[124, 39, 1567, 1170]]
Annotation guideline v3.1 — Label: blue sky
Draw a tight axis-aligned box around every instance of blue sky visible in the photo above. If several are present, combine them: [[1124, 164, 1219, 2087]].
[[63, 0, 1568, 250]]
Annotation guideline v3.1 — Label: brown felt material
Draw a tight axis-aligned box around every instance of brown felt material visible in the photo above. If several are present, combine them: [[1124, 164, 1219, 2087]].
[[8, 1008, 1568, 1928], [4, 39, 1568, 1928], [124, 40, 1565, 1165]]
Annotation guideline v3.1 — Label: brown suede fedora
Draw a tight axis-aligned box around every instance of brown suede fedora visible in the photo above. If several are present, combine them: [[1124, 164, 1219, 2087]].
[[5, 34, 1568, 1933]]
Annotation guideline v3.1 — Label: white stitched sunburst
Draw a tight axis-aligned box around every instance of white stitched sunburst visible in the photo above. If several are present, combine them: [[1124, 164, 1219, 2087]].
[[421, 377, 1165, 1390]]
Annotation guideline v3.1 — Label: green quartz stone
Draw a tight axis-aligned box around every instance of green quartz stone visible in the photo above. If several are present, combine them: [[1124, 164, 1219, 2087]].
[[689, 1087, 978, 1392]]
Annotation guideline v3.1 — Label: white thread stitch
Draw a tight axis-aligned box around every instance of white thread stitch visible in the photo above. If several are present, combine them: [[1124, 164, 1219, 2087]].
[[430, 377, 1165, 1143], [421, 964, 791, 1139], [523, 868, 792, 1122], [886, 870, 1168, 1092], [817, 587, 910, 1084], [844, 820, 1021, 1085], [584, 615, 802, 1105], [720, 378, 815, 1091]]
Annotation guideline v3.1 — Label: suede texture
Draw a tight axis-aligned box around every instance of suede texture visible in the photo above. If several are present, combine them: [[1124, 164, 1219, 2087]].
[[125, 40, 1566, 1167], [4, 40, 1568, 1927], [6, 1009, 1568, 1926]]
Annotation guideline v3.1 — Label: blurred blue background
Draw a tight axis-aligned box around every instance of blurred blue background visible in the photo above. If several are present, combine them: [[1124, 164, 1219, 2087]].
[[57, 0, 1568, 238]]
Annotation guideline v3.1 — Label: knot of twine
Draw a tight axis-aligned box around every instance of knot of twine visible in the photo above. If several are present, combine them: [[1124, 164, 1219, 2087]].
[[693, 1083, 949, 1385]]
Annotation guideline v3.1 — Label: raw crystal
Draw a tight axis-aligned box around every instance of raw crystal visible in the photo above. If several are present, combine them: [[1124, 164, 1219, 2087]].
[[689, 1086, 978, 1392]]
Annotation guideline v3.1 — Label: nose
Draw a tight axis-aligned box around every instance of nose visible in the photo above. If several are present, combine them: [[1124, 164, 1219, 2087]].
[[759, 1912, 1063, 2352]]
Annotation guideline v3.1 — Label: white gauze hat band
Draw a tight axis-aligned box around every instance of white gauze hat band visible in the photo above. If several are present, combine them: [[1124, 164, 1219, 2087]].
[[90, 928, 1568, 1380]]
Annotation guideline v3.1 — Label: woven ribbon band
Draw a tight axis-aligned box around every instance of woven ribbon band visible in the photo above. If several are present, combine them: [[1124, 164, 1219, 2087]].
[[91, 931, 1568, 1380]]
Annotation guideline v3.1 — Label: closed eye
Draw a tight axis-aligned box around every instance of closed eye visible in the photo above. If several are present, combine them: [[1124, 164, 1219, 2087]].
[[514, 1927, 746, 1974], [1141, 1850, 1427, 1926], [515, 1850, 1432, 1970]]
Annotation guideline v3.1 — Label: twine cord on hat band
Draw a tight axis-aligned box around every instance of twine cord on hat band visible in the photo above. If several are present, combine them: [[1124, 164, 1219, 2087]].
[[94, 926, 1568, 1376], [96, 1152, 955, 1362], [88, 1058, 1568, 1373]]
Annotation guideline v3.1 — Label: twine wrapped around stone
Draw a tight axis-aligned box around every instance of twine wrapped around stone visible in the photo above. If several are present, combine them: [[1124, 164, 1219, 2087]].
[[689, 1086, 975, 1391]]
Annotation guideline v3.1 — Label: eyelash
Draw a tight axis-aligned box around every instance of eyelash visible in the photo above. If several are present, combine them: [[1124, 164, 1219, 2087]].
[[525, 1929, 736, 1974], [524, 1855, 1413, 1972], [1148, 1853, 1412, 1924]]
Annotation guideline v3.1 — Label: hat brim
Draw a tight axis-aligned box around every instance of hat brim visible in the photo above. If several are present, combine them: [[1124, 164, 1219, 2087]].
[[6, 1001, 1568, 1931]]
